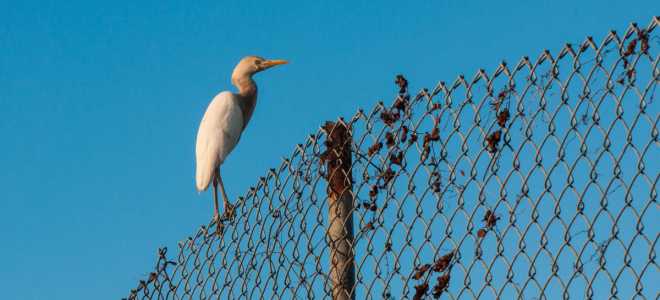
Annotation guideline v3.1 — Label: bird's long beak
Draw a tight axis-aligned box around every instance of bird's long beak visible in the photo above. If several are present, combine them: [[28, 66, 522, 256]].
[[262, 59, 288, 68]]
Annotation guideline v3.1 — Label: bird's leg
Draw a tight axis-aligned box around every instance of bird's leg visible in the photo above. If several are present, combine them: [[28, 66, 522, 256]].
[[216, 170, 235, 220], [212, 175, 220, 223]]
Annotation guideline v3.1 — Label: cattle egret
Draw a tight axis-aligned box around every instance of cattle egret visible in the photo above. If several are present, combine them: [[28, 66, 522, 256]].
[[195, 56, 287, 222]]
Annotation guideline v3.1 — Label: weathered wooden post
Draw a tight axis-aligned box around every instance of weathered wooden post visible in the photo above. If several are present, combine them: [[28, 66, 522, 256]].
[[321, 120, 355, 300]]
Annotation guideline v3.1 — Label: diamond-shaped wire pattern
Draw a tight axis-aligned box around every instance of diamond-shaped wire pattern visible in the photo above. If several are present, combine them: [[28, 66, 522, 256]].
[[127, 18, 659, 299]]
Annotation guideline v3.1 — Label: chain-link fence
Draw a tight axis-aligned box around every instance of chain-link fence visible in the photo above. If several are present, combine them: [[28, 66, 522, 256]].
[[127, 18, 659, 299]]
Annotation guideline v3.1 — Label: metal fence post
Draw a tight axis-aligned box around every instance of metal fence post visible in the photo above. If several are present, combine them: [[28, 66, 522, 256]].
[[321, 120, 355, 300]]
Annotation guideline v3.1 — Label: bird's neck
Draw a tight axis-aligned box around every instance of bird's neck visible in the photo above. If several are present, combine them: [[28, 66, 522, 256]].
[[233, 76, 257, 98], [232, 76, 258, 127]]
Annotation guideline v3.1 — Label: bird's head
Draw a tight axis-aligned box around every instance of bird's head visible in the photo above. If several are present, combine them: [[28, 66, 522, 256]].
[[232, 56, 288, 80]]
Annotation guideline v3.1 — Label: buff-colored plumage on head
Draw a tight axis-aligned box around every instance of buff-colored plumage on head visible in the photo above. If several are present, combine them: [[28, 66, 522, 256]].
[[231, 56, 287, 94]]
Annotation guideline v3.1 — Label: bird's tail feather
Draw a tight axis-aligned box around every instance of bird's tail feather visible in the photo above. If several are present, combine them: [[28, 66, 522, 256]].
[[196, 167, 212, 192]]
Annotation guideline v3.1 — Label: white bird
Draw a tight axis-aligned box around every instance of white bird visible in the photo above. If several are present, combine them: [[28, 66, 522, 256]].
[[195, 56, 287, 222]]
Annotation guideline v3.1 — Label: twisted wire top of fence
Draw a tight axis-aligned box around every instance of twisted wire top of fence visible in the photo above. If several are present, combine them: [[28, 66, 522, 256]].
[[127, 17, 659, 299]]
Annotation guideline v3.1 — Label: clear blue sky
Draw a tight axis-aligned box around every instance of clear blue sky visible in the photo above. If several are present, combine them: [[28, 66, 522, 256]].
[[0, 1, 657, 299]]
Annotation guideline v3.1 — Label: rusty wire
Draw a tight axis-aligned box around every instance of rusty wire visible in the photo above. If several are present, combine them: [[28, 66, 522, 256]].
[[126, 17, 659, 299]]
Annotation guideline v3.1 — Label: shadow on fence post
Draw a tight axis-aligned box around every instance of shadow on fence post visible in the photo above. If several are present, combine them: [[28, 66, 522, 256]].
[[321, 120, 356, 300]]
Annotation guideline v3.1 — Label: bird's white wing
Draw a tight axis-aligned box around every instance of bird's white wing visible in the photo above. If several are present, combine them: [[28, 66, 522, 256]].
[[195, 91, 245, 191]]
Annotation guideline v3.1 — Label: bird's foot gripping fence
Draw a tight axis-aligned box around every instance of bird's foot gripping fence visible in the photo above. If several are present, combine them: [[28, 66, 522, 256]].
[[128, 18, 659, 299]]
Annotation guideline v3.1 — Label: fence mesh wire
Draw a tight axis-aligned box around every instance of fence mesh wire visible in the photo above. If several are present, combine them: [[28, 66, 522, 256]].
[[127, 18, 659, 299]]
